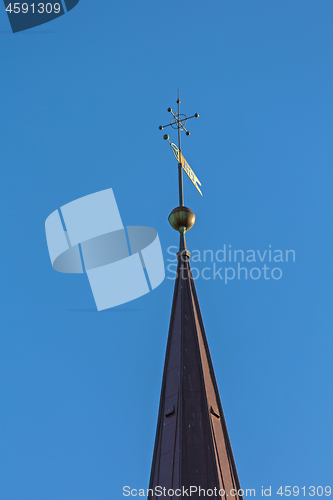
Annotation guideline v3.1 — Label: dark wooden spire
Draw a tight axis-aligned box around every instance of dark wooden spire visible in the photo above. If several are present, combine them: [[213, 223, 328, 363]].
[[148, 236, 242, 499]]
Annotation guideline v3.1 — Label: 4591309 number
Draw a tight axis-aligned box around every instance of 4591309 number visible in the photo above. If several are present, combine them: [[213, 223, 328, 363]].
[[6, 3, 61, 14], [277, 486, 331, 497]]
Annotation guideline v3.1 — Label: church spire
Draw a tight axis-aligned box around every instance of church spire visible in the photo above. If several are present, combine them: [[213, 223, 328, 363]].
[[149, 95, 243, 499]]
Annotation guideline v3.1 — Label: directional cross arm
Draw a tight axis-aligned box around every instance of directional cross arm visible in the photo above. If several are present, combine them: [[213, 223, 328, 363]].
[[159, 112, 199, 135]]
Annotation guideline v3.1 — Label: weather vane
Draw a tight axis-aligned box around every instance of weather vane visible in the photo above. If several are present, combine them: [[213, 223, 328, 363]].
[[159, 91, 202, 205]]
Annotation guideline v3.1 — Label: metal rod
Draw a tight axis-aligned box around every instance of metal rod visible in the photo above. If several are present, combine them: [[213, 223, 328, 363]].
[[178, 162, 184, 206], [177, 90, 184, 207]]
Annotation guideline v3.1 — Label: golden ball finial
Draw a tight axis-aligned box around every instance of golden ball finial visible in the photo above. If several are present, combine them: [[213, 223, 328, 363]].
[[168, 206, 196, 233]]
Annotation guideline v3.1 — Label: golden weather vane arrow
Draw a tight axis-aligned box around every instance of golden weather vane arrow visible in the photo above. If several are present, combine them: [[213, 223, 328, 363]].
[[163, 136, 203, 197], [159, 91, 202, 203]]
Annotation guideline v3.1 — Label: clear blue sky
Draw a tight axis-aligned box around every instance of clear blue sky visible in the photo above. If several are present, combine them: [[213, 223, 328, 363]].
[[0, 1, 332, 499]]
